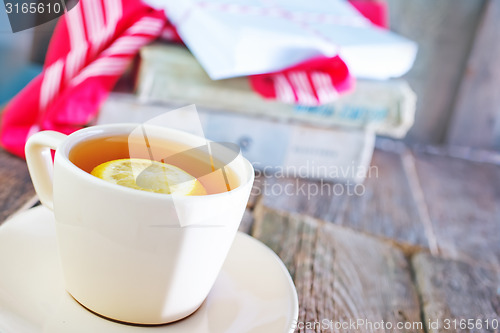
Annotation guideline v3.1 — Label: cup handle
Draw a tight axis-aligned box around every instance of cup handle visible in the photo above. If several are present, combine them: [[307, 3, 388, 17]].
[[25, 131, 68, 211]]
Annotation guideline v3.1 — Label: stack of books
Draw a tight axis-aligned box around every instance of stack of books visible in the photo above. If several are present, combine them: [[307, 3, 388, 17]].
[[98, 43, 416, 183]]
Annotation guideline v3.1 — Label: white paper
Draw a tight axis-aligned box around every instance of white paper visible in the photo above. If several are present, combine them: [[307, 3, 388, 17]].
[[145, 0, 417, 80]]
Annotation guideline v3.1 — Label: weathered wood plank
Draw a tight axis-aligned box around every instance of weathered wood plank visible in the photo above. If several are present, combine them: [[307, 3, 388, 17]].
[[385, 0, 485, 144], [447, 0, 500, 150], [340, 149, 430, 252], [413, 253, 500, 333], [0, 148, 37, 224], [411, 143, 500, 166], [256, 149, 430, 252], [247, 172, 264, 209], [255, 175, 350, 226], [413, 151, 500, 268], [253, 207, 423, 332], [238, 208, 254, 234]]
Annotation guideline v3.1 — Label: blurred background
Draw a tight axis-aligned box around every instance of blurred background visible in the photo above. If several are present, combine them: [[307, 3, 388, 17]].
[[1, 0, 499, 151]]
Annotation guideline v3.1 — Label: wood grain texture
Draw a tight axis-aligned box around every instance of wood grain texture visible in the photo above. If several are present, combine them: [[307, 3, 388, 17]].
[[385, 0, 485, 144], [247, 172, 264, 209], [255, 175, 350, 225], [447, 0, 500, 150], [256, 150, 430, 252], [0, 148, 36, 224], [238, 209, 254, 234], [340, 149, 430, 252], [413, 253, 500, 333], [253, 207, 423, 332], [413, 151, 500, 269]]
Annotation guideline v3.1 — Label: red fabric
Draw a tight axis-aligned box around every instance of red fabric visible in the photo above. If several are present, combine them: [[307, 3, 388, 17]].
[[0, 0, 166, 158], [348, 0, 389, 28], [250, 0, 388, 105], [0, 0, 388, 158], [249, 56, 354, 105]]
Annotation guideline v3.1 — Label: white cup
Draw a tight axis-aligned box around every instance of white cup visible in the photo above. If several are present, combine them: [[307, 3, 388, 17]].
[[25, 124, 254, 325]]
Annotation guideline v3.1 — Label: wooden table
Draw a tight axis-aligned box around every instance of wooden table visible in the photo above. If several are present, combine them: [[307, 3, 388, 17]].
[[1, 143, 499, 332]]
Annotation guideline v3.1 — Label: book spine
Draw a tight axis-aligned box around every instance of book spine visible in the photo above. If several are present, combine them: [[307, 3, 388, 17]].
[[98, 93, 375, 183], [203, 109, 375, 184], [137, 44, 416, 138]]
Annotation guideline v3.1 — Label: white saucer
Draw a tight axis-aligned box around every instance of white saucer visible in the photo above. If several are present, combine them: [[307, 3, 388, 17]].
[[0, 206, 298, 333]]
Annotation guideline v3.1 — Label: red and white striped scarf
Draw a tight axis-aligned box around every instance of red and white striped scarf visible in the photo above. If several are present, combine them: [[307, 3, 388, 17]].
[[0, 0, 386, 158]]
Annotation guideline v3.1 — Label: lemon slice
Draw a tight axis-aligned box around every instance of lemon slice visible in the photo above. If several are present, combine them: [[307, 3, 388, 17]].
[[91, 158, 207, 196]]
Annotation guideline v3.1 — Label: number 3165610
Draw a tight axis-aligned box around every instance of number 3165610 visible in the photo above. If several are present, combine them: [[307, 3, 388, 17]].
[[5, 2, 62, 14]]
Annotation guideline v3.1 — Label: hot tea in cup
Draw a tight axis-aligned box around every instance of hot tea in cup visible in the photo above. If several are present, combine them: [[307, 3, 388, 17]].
[[69, 133, 240, 195], [25, 124, 254, 325]]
